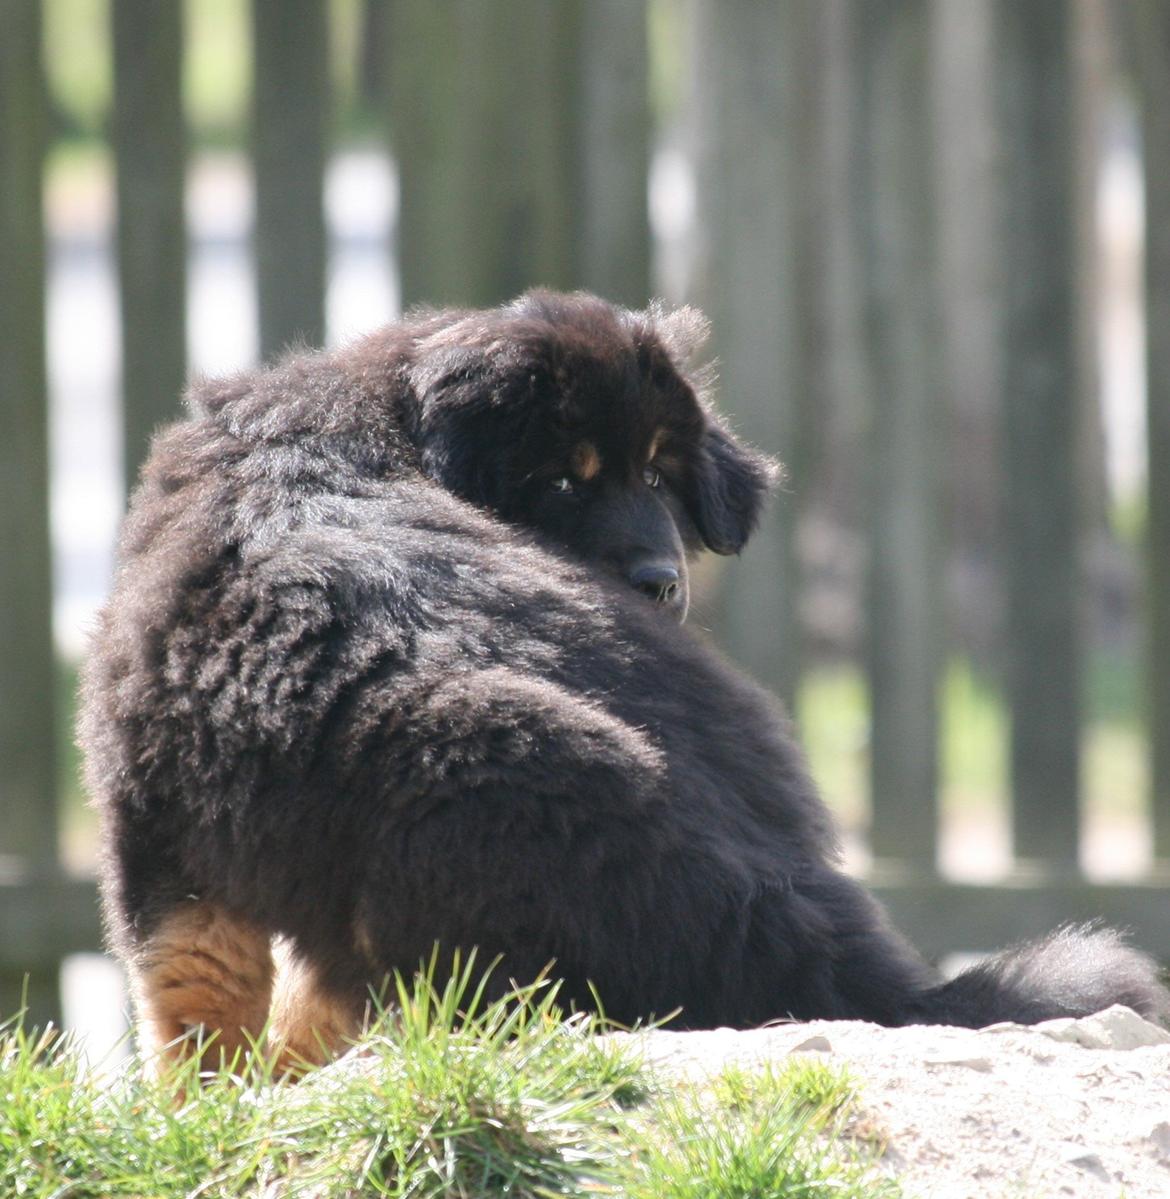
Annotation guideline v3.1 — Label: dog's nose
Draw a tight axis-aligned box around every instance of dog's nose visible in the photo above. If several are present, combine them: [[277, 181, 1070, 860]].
[[629, 562, 680, 604]]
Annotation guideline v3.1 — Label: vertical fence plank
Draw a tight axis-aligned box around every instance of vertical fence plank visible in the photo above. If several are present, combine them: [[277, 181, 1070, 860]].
[[386, 1, 463, 307], [112, 0, 186, 497], [997, 1, 1081, 870], [790, 2, 834, 532], [0, 0, 61, 1026], [690, 0, 802, 711], [1137, 0, 1170, 862], [389, 1, 649, 312], [1071, 0, 1110, 545], [932, 0, 1002, 641], [252, 0, 329, 359], [577, 0, 651, 308], [0, 0, 56, 869], [853, 1, 942, 868], [390, 0, 578, 309]]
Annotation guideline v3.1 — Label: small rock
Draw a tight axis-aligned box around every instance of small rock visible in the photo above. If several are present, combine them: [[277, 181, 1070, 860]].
[[1144, 1121, 1170, 1158], [1065, 1150, 1111, 1183], [789, 1034, 833, 1054], [1036, 1005, 1170, 1050], [982, 1020, 1026, 1035], [923, 1056, 993, 1073]]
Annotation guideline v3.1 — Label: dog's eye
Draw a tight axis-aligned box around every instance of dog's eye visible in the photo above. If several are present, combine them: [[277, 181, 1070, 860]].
[[643, 466, 662, 489], [549, 476, 576, 495]]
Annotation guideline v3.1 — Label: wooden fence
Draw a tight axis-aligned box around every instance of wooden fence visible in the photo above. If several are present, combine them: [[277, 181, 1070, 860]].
[[1, 0, 1168, 1030]]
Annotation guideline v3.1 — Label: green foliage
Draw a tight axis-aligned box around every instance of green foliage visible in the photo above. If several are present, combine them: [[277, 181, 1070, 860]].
[[43, 0, 376, 149], [1087, 644, 1143, 726], [797, 664, 870, 827], [183, 0, 251, 145], [620, 1059, 898, 1199], [0, 962, 900, 1198], [43, 0, 112, 140], [941, 657, 1007, 815], [799, 656, 1143, 825], [648, 0, 689, 127], [272, 958, 641, 1197], [0, 1018, 261, 1197]]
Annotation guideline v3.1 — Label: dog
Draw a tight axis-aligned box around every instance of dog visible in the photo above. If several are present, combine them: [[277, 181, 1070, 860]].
[[80, 290, 1169, 1070]]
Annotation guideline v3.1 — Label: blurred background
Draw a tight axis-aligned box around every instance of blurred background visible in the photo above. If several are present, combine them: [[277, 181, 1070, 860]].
[[1, 0, 1168, 1057]]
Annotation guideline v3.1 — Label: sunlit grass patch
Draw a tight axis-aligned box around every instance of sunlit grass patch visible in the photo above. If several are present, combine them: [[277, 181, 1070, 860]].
[[1, 962, 902, 1199], [0, 1016, 269, 1197], [619, 1058, 899, 1199], [250, 959, 642, 1197]]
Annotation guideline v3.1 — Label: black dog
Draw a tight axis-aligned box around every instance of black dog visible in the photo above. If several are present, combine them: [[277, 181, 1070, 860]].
[[80, 290, 1168, 1068]]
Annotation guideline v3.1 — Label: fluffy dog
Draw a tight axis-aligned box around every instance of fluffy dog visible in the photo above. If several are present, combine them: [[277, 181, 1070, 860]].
[[80, 290, 1168, 1068]]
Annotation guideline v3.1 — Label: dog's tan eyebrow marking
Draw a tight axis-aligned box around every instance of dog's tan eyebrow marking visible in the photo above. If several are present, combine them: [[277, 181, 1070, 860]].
[[646, 427, 666, 462], [571, 441, 602, 480]]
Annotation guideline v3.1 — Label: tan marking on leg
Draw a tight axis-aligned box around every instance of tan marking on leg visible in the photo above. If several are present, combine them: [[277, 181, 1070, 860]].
[[571, 441, 602, 481], [267, 937, 367, 1076], [129, 901, 274, 1076]]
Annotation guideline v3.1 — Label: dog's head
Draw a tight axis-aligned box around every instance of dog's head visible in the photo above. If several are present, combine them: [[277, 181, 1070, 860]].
[[408, 290, 779, 621]]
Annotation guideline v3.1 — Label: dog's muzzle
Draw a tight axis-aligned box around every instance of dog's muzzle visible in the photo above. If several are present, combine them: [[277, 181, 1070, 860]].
[[628, 561, 687, 622]]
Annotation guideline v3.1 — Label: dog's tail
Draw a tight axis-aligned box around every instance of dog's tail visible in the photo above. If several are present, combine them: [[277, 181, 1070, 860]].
[[911, 923, 1170, 1028]]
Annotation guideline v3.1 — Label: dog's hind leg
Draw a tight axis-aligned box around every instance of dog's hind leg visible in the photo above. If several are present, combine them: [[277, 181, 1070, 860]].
[[266, 938, 369, 1075], [128, 900, 274, 1075]]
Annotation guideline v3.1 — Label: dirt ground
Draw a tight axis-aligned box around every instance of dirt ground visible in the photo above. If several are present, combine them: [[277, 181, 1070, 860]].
[[624, 1005, 1170, 1199]]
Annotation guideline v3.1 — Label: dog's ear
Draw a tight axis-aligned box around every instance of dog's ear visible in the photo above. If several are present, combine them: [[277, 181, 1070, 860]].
[[687, 419, 781, 555], [414, 348, 521, 509], [419, 405, 503, 508], [646, 303, 779, 554]]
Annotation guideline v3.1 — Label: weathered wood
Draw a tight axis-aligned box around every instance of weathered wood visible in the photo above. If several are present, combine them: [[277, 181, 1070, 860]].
[[388, 1, 649, 311], [870, 874, 1170, 961], [0, 0, 57, 874], [0, 878, 103, 1029], [112, 0, 187, 496], [389, 0, 578, 308], [790, 1, 833, 526], [0, 878, 104, 970], [386, 1, 462, 307], [577, 0, 650, 308], [252, 0, 329, 359], [1071, 0, 1111, 543], [357, 0, 391, 117], [932, 0, 1002, 617], [814, 0, 871, 547], [853, 1, 943, 867], [996, 1, 1081, 870], [1137, 0, 1170, 862], [690, 0, 802, 711]]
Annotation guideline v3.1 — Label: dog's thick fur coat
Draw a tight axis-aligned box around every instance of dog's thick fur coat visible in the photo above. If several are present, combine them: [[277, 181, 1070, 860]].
[[80, 291, 1168, 1067]]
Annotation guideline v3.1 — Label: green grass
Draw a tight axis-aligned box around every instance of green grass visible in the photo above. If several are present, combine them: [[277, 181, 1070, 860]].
[[0, 962, 900, 1198], [627, 1061, 898, 1199], [799, 654, 1146, 829]]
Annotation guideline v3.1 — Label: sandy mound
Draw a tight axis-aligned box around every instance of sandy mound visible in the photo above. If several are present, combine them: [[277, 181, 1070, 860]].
[[625, 1006, 1170, 1198]]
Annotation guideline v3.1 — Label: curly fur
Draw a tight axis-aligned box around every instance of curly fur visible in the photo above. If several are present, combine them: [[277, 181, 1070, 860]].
[[79, 290, 1168, 1067]]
